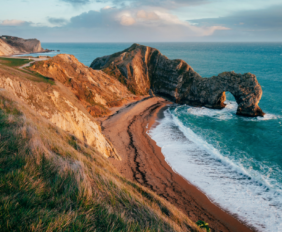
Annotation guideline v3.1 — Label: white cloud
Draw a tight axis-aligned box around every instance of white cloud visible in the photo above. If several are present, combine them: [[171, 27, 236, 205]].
[[102, 6, 112, 9], [120, 14, 136, 26], [132, 10, 230, 36], [1, 19, 27, 26], [68, 7, 229, 37], [136, 10, 159, 20]]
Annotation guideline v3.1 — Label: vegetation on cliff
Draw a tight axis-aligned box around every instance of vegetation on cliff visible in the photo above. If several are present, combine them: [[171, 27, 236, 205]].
[[30, 54, 137, 117], [0, 93, 200, 232], [0, 57, 31, 67], [0, 53, 202, 231]]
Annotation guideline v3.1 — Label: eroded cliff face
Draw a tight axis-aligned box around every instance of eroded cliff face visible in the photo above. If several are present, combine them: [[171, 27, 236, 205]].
[[91, 44, 152, 95], [0, 35, 47, 55], [30, 54, 135, 117], [0, 39, 20, 56], [91, 43, 264, 117], [0, 65, 120, 159]]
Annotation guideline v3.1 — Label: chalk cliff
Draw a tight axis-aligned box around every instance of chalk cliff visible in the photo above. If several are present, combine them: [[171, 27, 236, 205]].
[[0, 35, 48, 56], [91, 43, 264, 117], [0, 38, 19, 56]]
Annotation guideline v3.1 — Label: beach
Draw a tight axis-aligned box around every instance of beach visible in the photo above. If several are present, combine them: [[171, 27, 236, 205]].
[[100, 96, 254, 232]]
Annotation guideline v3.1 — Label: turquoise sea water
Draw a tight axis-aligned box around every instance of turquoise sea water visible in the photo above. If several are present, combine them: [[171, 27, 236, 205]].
[[24, 43, 282, 231]]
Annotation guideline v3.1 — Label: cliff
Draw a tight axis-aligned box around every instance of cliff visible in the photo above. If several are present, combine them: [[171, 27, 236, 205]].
[[0, 35, 48, 56], [91, 43, 264, 117], [0, 38, 20, 56], [0, 92, 200, 232], [30, 54, 136, 117], [0, 57, 119, 159], [0, 54, 200, 232]]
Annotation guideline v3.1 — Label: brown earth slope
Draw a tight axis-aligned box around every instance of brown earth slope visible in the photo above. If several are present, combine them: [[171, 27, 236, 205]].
[[30, 54, 137, 117], [0, 58, 119, 159], [0, 84, 201, 232]]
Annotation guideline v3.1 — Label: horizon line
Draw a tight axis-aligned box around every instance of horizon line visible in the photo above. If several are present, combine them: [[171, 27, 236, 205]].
[[41, 41, 282, 43]]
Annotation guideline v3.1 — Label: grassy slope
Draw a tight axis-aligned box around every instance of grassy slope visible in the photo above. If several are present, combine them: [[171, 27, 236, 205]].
[[0, 60, 54, 85], [0, 57, 31, 67], [0, 94, 200, 232]]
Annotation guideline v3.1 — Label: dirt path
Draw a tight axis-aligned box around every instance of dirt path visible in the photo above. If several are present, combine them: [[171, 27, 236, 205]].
[[18, 57, 49, 69]]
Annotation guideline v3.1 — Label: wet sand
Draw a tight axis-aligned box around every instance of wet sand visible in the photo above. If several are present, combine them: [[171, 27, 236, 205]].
[[101, 96, 254, 232]]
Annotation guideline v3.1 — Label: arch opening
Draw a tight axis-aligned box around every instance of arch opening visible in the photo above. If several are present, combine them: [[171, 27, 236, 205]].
[[214, 91, 241, 110]]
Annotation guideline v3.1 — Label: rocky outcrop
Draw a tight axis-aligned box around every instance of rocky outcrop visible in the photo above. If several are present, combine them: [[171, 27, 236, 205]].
[[0, 64, 120, 159], [0, 35, 48, 56], [30, 54, 135, 117], [0, 38, 19, 56], [91, 43, 264, 117]]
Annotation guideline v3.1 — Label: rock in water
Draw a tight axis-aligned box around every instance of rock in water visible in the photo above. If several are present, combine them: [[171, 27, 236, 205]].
[[90, 43, 264, 117]]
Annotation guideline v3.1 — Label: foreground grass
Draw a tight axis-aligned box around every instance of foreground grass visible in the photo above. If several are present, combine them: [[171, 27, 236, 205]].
[[0, 95, 200, 232], [0, 57, 31, 67]]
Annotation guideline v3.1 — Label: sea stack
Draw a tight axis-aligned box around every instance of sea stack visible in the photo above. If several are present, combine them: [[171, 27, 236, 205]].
[[90, 43, 264, 117]]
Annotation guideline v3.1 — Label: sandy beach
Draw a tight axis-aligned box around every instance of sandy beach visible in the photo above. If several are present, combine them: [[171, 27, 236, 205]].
[[100, 96, 254, 232]]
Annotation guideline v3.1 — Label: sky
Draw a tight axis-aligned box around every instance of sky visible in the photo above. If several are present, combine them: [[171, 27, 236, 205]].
[[0, 0, 281, 42]]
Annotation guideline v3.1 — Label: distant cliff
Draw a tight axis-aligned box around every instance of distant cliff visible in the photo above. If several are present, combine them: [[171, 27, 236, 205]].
[[0, 35, 48, 56], [91, 43, 264, 117]]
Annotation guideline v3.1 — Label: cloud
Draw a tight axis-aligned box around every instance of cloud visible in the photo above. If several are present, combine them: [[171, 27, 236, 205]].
[[120, 15, 136, 26], [99, 0, 208, 9], [136, 10, 159, 20], [1, 20, 29, 26], [4, 0, 280, 42], [69, 8, 119, 27], [187, 5, 282, 41], [60, 0, 208, 8], [190, 5, 282, 30], [60, 0, 91, 5], [102, 6, 112, 9], [67, 7, 228, 39], [48, 17, 68, 26]]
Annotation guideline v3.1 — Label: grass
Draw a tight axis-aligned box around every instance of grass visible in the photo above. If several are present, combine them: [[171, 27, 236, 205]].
[[0, 58, 54, 85], [0, 57, 31, 67], [21, 67, 55, 85], [196, 221, 210, 232], [0, 95, 200, 232]]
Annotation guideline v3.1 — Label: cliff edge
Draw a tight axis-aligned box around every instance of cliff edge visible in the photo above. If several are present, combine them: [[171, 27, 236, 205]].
[[0, 35, 48, 56], [30, 54, 136, 117], [91, 43, 264, 117]]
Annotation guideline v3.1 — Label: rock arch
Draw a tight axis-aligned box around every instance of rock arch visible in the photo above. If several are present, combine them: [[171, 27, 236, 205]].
[[180, 71, 265, 117], [91, 44, 265, 117]]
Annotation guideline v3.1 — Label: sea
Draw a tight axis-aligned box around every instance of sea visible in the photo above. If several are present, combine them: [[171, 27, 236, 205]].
[[20, 42, 282, 232]]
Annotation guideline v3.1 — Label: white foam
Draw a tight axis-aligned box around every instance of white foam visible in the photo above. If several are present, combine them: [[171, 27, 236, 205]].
[[252, 113, 280, 121], [148, 110, 282, 232], [185, 101, 280, 121]]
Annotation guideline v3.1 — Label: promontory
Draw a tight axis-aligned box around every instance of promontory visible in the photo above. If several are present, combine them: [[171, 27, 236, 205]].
[[91, 43, 264, 117]]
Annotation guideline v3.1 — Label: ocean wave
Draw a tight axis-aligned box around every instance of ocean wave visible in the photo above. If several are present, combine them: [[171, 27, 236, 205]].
[[186, 100, 236, 120], [148, 110, 282, 232], [185, 101, 280, 121]]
